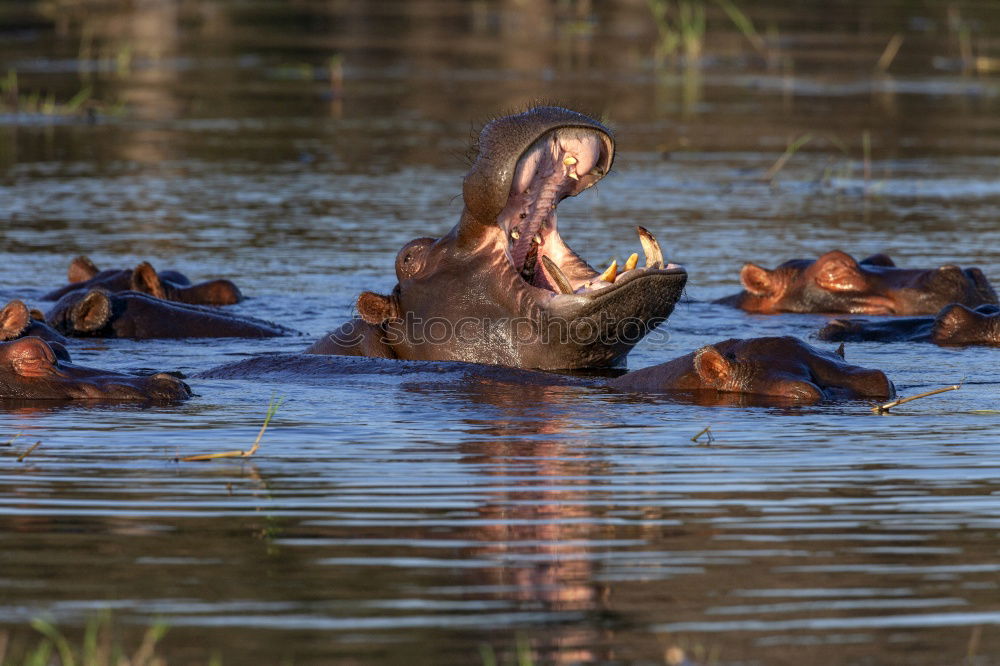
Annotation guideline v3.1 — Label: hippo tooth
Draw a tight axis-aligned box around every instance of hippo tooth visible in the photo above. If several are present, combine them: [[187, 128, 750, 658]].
[[533, 234, 542, 244], [541, 256, 575, 295], [511, 230, 520, 240], [563, 155, 580, 180], [637, 226, 664, 269], [624, 253, 639, 272], [599, 259, 618, 283]]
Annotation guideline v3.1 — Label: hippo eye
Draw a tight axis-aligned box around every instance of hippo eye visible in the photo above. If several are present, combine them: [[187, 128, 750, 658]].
[[403, 254, 412, 264]]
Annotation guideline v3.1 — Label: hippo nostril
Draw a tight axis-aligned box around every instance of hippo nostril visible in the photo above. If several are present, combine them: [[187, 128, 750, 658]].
[[151, 372, 192, 397]]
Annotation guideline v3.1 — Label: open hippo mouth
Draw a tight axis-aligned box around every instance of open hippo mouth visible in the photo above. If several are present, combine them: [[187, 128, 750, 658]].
[[496, 126, 686, 306]]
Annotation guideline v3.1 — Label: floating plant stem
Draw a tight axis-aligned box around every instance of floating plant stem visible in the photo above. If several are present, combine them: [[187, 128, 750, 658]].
[[872, 384, 961, 414], [876, 33, 904, 72], [182, 396, 284, 462], [16, 441, 41, 462]]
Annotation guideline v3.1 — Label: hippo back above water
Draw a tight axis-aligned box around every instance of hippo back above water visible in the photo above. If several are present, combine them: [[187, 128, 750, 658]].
[[206, 336, 894, 405], [46, 288, 293, 339], [716, 251, 997, 315], [818, 303, 1000, 347]]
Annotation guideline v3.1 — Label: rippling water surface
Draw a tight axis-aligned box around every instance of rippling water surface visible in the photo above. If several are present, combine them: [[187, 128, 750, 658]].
[[1, 1, 999, 664]]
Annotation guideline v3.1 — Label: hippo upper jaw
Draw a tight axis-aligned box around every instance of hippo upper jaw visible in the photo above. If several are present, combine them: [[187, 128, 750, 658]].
[[467, 115, 688, 355]]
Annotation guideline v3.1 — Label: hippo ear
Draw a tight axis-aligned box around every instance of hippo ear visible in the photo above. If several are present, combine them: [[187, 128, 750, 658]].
[[70, 290, 113, 333], [68, 255, 100, 283], [835, 342, 846, 359], [0, 300, 31, 341], [693, 346, 732, 388], [860, 253, 895, 267], [130, 262, 166, 299], [814, 251, 866, 292], [356, 291, 399, 326], [739, 263, 776, 297]]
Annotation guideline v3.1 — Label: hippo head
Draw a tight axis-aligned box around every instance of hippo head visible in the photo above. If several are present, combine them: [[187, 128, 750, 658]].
[[354, 106, 687, 369], [129, 261, 242, 306], [734, 251, 997, 315], [931, 303, 1000, 346], [686, 337, 895, 401], [0, 336, 191, 401], [50, 256, 242, 306]]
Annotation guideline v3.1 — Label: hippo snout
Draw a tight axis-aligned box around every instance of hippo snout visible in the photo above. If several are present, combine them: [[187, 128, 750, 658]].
[[149, 372, 193, 399]]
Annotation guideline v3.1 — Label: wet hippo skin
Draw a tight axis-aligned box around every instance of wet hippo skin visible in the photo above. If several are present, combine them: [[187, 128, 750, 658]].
[[205, 336, 894, 404], [0, 336, 190, 401], [43, 255, 243, 306], [715, 251, 997, 315], [307, 106, 688, 370], [46, 288, 293, 339], [818, 303, 1000, 347]]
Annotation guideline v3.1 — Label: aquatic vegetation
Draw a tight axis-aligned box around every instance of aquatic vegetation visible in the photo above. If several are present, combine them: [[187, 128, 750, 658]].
[[647, 0, 706, 65], [180, 395, 284, 462], [0, 70, 124, 119], [0, 614, 173, 666]]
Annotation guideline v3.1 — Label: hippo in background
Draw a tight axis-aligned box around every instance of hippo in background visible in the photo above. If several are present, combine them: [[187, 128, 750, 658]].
[[819, 303, 1000, 347], [43, 256, 243, 306], [0, 336, 190, 401], [46, 288, 294, 339], [308, 106, 688, 370], [206, 336, 894, 405], [1, 300, 69, 347], [715, 251, 997, 315]]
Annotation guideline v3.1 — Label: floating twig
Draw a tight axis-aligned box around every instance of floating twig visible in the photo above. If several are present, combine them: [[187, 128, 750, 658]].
[[16, 441, 42, 462], [181, 396, 284, 462], [691, 425, 715, 444], [872, 383, 961, 414], [2, 432, 22, 447]]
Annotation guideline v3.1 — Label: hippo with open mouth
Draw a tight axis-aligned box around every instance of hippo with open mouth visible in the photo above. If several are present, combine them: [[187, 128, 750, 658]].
[[307, 106, 688, 369], [716, 251, 997, 315]]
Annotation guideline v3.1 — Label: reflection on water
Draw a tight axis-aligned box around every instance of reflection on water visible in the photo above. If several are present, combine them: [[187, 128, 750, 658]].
[[2, 1, 1000, 664]]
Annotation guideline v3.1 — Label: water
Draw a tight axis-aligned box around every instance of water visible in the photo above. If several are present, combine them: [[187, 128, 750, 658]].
[[1, 1, 999, 663]]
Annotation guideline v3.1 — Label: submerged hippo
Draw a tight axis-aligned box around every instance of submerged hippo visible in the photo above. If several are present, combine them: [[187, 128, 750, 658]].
[[818, 303, 1000, 347], [46, 289, 293, 339], [308, 106, 688, 370], [607, 336, 893, 402], [42, 256, 242, 306], [0, 336, 190, 401], [207, 336, 893, 404], [1, 299, 68, 346], [715, 251, 997, 315]]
